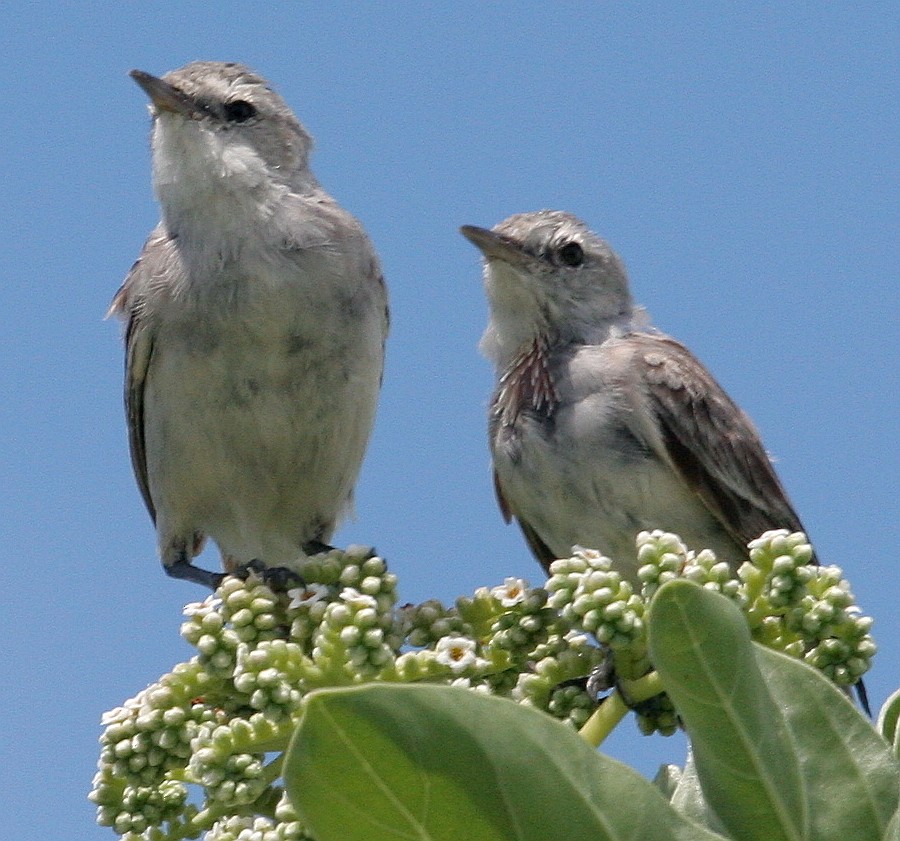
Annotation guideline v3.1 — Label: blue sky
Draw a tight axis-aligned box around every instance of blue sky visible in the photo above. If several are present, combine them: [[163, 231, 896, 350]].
[[2, 4, 897, 838]]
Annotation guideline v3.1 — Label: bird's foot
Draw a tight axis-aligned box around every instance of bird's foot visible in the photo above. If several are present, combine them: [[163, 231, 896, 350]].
[[302, 539, 336, 556], [231, 559, 304, 591]]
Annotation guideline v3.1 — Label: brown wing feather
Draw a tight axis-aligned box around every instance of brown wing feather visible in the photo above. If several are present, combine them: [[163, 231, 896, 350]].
[[631, 333, 814, 559], [517, 518, 559, 574], [107, 235, 168, 524], [493, 468, 557, 572], [123, 315, 156, 523], [493, 467, 512, 523]]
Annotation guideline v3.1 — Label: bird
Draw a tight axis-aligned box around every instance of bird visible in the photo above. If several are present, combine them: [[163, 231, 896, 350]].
[[109, 61, 388, 589], [461, 210, 814, 581]]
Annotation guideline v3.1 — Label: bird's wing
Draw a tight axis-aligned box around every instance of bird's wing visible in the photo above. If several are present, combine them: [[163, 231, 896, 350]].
[[107, 227, 173, 524], [625, 332, 810, 553]]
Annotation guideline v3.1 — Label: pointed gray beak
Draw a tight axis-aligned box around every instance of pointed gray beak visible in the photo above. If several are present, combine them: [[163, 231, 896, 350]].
[[460, 225, 534, 268], [130, 69, 204, 118]]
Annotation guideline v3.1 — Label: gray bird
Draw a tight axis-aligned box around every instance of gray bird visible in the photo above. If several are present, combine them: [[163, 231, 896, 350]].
[[461, 210, 813, 581], [110, 62, 388, 588]]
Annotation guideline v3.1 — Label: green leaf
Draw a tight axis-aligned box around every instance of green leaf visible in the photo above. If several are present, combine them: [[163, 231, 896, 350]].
[[886, 808, 900, 841], [755, 646, 900, 839], [647, 580, 807, 841], [648, 580, 900, 841], [877, 688, 900, 759], [284, 683, 726, 841]]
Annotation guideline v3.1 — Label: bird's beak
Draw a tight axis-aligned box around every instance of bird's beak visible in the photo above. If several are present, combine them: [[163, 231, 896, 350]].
[[460, 225, 533, 268], [130, 69, 203, 118]]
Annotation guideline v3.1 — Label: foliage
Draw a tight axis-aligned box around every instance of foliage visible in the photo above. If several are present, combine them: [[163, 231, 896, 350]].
[[90, 533, 896, 840]]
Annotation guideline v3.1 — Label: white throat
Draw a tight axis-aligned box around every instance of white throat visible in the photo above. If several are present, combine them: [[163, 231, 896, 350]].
[[151, 116, 290, 260], [480, 260, 651, 373]]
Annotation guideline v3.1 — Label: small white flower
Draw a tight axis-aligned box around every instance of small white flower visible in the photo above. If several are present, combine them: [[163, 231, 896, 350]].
[[491, 577, 529, 607], [100, 706, 133, 726], [339, 587, 378, 610], [435, 636, 477, 673], [99, 691, 146, 726], [183, 595, 221, 617], [287, 583, 330, 610], [572, 546, 613, 569]]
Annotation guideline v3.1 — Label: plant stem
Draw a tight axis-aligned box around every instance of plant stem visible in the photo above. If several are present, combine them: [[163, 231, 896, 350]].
[[578, 670, 666, 748]]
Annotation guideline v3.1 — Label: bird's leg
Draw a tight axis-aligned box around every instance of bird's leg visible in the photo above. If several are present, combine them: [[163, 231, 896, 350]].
[[164, 558, 225, 591], [162, 536, 225, 590]]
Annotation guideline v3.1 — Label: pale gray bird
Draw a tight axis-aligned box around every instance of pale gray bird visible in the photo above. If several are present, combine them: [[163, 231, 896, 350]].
[[461, 210, 814, 581], [110, 61, 388, 588]]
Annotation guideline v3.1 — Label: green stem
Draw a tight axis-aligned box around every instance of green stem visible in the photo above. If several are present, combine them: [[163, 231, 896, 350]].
[[578, 670, 666, 748], [579, 692, 628, 748], [621, 670, 665, 704]]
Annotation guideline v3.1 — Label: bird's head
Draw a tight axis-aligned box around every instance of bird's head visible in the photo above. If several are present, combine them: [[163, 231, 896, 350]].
[[461, 211, 639, 367], [131, 61, 315, 207]]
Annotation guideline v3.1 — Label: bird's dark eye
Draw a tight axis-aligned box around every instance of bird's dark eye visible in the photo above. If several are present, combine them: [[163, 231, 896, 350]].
[[556, 241, 584, 267], [223, 100, 256, 122]]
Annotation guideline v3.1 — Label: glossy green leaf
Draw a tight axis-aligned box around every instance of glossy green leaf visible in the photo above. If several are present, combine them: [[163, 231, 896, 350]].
[[647, 580, 807, 841], [284, 683, 726, 841]]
